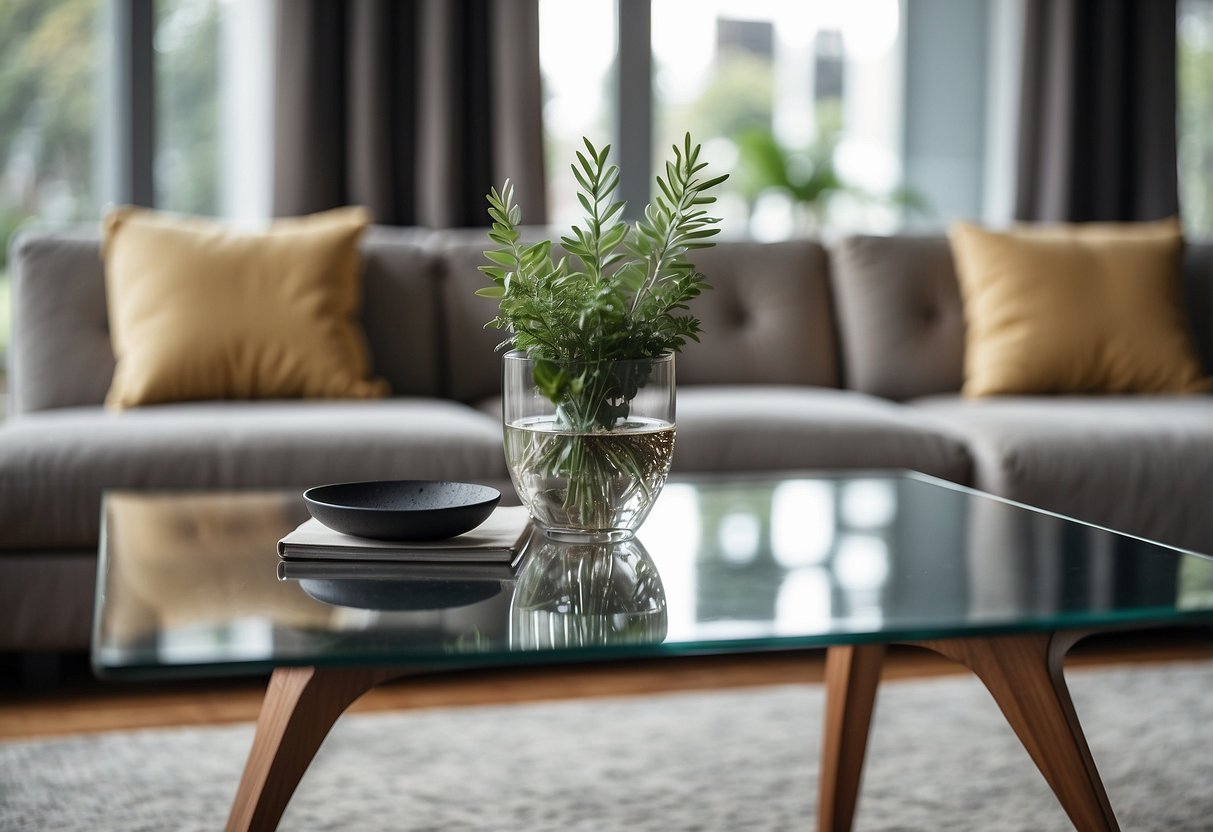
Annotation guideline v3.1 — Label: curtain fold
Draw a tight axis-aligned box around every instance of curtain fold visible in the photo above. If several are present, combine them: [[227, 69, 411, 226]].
[[1015, 0, 1179, 222], [273, 0, 546, 227]]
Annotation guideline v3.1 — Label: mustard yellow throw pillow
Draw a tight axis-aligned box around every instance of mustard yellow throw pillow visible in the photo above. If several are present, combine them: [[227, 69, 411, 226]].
[[102, 206, 389, 409], [948, 218, 1209, 397]]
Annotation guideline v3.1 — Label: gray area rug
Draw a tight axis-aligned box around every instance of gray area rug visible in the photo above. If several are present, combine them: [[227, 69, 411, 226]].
[[2, 660, 1212, 831]]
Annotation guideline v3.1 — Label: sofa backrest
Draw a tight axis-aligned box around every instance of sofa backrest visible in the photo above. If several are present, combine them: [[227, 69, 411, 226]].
[[6, 226, 446, 415], [10, 224, 1209, 414], [1183, 241, 1213, 374], [355, 227, 446, 399], [436, 235, 841, 403], [830, 234, 1213, 400]]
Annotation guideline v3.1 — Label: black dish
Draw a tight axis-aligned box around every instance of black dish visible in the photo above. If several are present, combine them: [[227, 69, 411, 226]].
[[303, 480, 501, 541]]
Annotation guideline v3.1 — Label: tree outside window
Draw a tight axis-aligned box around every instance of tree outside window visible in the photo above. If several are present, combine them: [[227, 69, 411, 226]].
[[1180, 0, 1213, 237], [0, 0, 103, 400]]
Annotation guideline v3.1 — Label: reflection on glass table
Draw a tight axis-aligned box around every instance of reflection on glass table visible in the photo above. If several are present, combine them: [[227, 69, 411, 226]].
[[94, 473, 1213, 678], [510, 537, 667, 650]]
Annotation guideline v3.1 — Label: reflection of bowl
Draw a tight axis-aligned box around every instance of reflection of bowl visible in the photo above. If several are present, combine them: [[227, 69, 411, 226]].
[[298, 577, 503, 611], [304, 481, 500, 541]]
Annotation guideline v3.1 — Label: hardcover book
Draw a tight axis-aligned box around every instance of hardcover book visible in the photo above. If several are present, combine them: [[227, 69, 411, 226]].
[[278, 505, 533, 563]]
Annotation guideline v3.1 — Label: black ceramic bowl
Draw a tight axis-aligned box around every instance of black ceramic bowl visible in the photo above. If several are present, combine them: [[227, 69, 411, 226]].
[[303, 480, 501, 541]]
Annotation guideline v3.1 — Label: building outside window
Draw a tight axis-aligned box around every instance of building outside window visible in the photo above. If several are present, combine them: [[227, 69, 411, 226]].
[[539, 0, 906, 240], [652, 0, 904, 239]]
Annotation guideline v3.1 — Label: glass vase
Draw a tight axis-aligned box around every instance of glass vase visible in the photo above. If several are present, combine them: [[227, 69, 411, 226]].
[[502, 350, 676, 541]]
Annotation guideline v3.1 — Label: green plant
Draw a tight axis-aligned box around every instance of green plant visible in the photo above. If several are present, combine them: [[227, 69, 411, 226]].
[[480, 135, 725, 359], [479, 134, 727, 427], [480, 135, 727, 530]]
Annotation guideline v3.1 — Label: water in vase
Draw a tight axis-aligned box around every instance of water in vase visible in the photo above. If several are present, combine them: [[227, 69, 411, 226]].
[[505, 415, 676, 538]]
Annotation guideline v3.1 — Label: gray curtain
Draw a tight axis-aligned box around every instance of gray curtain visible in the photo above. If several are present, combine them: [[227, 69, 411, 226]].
[[1015, 0, 1179, 222], [273, 0, 546, 227]]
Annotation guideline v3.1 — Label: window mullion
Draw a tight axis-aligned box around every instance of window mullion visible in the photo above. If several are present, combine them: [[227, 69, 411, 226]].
[[615, 0, 652, 220], [109, 0, 156, 207]]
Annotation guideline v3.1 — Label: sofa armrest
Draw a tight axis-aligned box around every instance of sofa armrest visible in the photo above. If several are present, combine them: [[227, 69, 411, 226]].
[[8, 227, 114, 415]]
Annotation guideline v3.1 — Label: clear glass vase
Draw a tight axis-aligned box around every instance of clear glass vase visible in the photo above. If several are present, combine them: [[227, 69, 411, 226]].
[[509, 537, 667, 650], [502, 350, 676, 541]]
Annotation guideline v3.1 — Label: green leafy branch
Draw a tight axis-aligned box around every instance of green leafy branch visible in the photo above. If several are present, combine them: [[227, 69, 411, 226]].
[[478, 134, 728, 368]]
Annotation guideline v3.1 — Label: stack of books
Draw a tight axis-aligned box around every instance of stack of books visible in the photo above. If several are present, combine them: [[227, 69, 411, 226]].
[[277, 505, 534, 581]]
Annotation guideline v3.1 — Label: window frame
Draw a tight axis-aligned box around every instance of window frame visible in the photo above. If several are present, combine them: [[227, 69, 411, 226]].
[[108, 0, 157, 207]]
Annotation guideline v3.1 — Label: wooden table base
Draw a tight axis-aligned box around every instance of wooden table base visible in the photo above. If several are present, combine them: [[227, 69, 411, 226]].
[[818, 632, 1119, 832], [224, 666, 413, 832], [224, 631, 1119, 832]]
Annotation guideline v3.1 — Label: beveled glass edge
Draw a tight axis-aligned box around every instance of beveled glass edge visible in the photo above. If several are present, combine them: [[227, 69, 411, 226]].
[[88, 501, 113, 677], [93, 607, 1213, 681], [900, 470, 1213, 560]]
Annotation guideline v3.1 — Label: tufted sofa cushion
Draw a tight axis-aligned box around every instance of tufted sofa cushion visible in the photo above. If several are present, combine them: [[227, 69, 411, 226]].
[[1184, 240, 1213, 373], [831, 234, 1213, 400], [439, 238, 508, 403], [6, 226, 446, 414], [674, 241, 838, 388], [357, 226, 446, 397], [830, 235, 966, 400]]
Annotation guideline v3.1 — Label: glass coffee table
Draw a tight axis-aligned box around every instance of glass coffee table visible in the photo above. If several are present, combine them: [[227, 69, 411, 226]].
[[92, 472, 1213, 832]]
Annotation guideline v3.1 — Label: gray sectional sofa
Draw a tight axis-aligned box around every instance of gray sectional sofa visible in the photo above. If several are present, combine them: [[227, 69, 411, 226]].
[[3, 226, 1212, 651]]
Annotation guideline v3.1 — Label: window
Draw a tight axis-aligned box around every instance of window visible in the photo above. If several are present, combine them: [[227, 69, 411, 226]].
[[1180, 0, 1213, 237], [652, 1, 903, 239], [538, 0, 618, 229], [0, 0, 273, 403], [156, 0, 221, 215], [0, 0, 106, 384], [156, 0, 272, 223], [539, 0, 905, 238]]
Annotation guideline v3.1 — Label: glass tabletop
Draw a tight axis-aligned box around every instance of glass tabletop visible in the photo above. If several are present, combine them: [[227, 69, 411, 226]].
[[91, 472, 1213, 679]]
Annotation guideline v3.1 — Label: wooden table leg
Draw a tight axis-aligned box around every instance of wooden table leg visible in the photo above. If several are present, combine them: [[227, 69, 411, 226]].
[[818, 644, 886, 832], [224, 665, 412, 832], [914, 632, 1119, 832]]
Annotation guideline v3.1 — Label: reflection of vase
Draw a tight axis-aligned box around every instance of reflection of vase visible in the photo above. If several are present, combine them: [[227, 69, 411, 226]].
[[509, 537, 668, 650], [502, 351, 676, 542]]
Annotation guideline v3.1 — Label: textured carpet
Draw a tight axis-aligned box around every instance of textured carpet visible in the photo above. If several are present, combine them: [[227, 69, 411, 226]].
[[2, 660, 1212, 831]]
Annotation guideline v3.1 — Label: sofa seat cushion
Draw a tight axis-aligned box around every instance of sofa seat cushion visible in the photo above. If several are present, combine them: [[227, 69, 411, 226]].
[[0, 400, 507, 550], [671, 386, 971, 482], [912, 395, 1213, 554]]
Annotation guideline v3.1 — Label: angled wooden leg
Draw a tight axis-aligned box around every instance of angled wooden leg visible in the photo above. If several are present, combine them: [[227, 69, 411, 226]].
[[225, 665, 412, 832], [817, 644, 886, 832], [914, 633, 1118, 832]]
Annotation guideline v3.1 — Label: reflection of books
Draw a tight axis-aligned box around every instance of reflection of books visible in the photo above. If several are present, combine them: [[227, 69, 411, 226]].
[[277, 506, 533, 564]]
